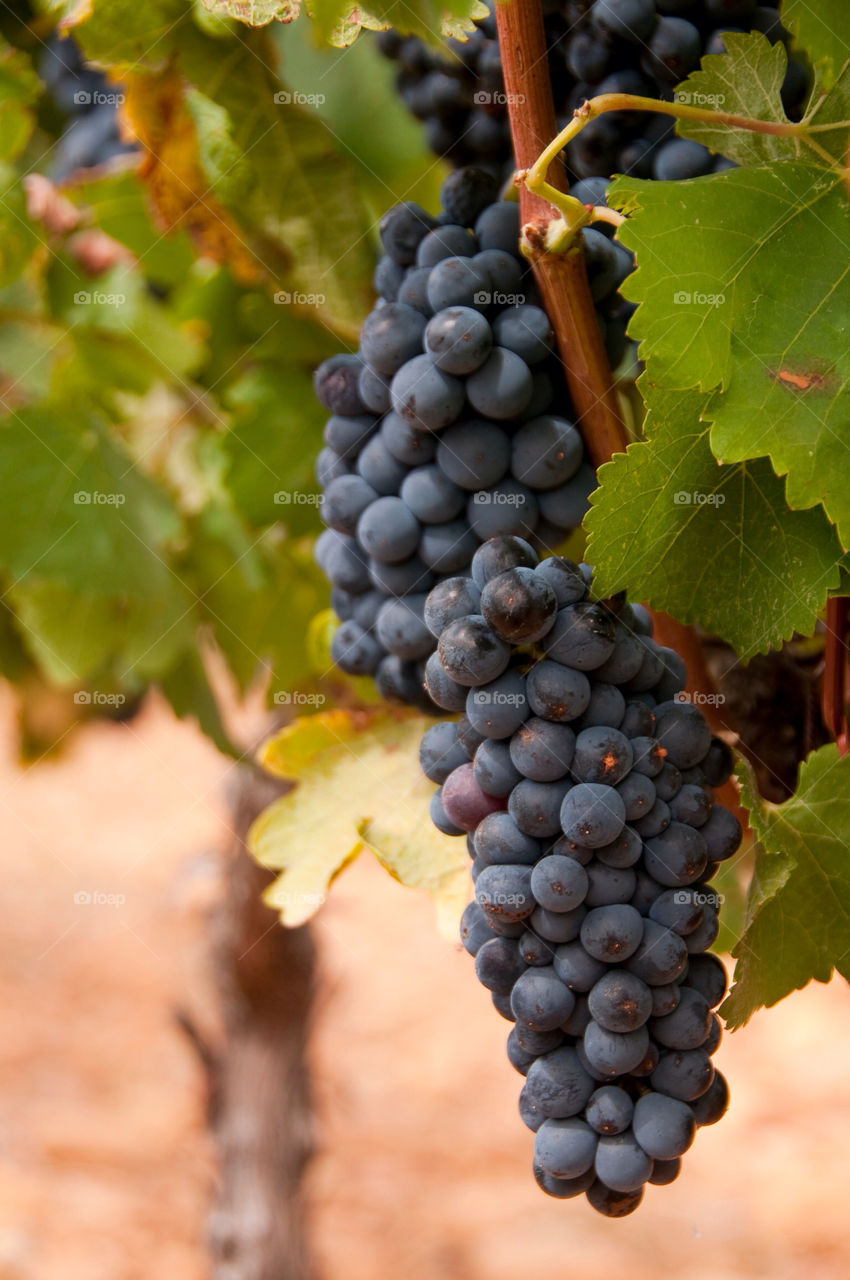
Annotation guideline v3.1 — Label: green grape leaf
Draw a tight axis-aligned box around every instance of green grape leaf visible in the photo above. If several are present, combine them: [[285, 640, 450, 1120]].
[[673, 33, 799, 165], [783, 0, 850, 90], [610, 163, 850, 546], [585, 386, 842, 658], [0, 406, 184, 597], [8, 577, 193, 684], [722, 746, 850, 1027], [249, 710, 470, 936]]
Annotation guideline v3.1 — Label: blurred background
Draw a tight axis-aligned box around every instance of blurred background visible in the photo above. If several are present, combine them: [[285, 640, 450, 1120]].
[[3, 687, 850, 1280], [0, 5, 847, 1278]]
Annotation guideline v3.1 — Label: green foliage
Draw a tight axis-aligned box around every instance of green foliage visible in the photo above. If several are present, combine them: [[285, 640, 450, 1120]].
[[723, 747, 850, 1026], [585, 387, 842, 658]]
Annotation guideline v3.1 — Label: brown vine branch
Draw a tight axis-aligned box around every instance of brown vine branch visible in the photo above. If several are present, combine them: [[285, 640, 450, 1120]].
[[494, 0, 737, 744], [494, 0, 627, 470]]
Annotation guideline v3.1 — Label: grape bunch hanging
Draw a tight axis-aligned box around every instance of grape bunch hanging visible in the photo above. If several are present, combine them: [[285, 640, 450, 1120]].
[[314, 169, 633, 706], [419, 536, 740, 1214], [311, 0, 746, 1215], [376, 0, 808, 182]]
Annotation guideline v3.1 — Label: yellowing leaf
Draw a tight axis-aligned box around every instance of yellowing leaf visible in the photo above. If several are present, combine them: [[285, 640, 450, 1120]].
[[122, 72, 264, 285], [249, 709, 470, 935]]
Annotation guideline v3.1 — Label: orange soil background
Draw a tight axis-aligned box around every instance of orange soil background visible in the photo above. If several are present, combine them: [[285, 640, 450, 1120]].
[[1, 691, 849, 1280]]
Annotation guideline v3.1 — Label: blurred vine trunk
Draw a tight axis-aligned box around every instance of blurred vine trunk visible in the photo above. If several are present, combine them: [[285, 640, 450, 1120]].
[[207, 765, 317, 1280]]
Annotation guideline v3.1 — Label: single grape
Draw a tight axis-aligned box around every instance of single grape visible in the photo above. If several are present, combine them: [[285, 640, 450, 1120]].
[[474, 935, 527, 993], [492, 305, 554, 365], [584, 860, 636, 907], [423, 576, 482, 638], [526, 660, 592, 723], [314, 353, 365, 415], [535, 1117, 598, 1178], [544, 603, 616, 671], [424, 306, 493, 374], [419, 720, 470, 783], [511, 415, 583, 490], [481, 566, 559, 643], [474, 811, 542, 866], [391, 354, 466, 431], [561, 783, 626, 848], [360, 302, 427, 375], [530, 854, 589, 913], [643, 822, 708, 887], [583, 1021, 650, 1077], [690, 1070, 729, 1126], [510, 718, 576, 783], [473, 738, 523, 797], [594, 1132, 653, 1193], [330, 620, 382, 676], [416, 224, 476, 267], [510, 778, 573, 838], [534, 556, 587, 606], [588, 970, 653, 1033], [400, 465, 465, 524], [580, 904, 644, 962], [511, 967, 577, 1031], [524, 1046, 596, 1119], [438, 614, 511, 686], [626, 920, 688, 985], [379, 200, 436, 264]]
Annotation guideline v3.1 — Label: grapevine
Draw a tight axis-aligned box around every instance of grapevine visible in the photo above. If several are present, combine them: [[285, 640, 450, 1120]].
[[0, 0, 848, 1263]]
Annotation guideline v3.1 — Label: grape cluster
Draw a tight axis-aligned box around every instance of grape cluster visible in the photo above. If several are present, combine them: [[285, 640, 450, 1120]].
[[419, 535, 739, 1214], [39, 35, 135, 181], [376, 0, 807, 184], [314, 169, 633, 706]]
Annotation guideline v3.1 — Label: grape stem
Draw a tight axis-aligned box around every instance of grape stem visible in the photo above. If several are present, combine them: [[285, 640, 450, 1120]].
[[494, 0, 745, 765], [492, 0, 627, 469], [525, 92, 841, 238]]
